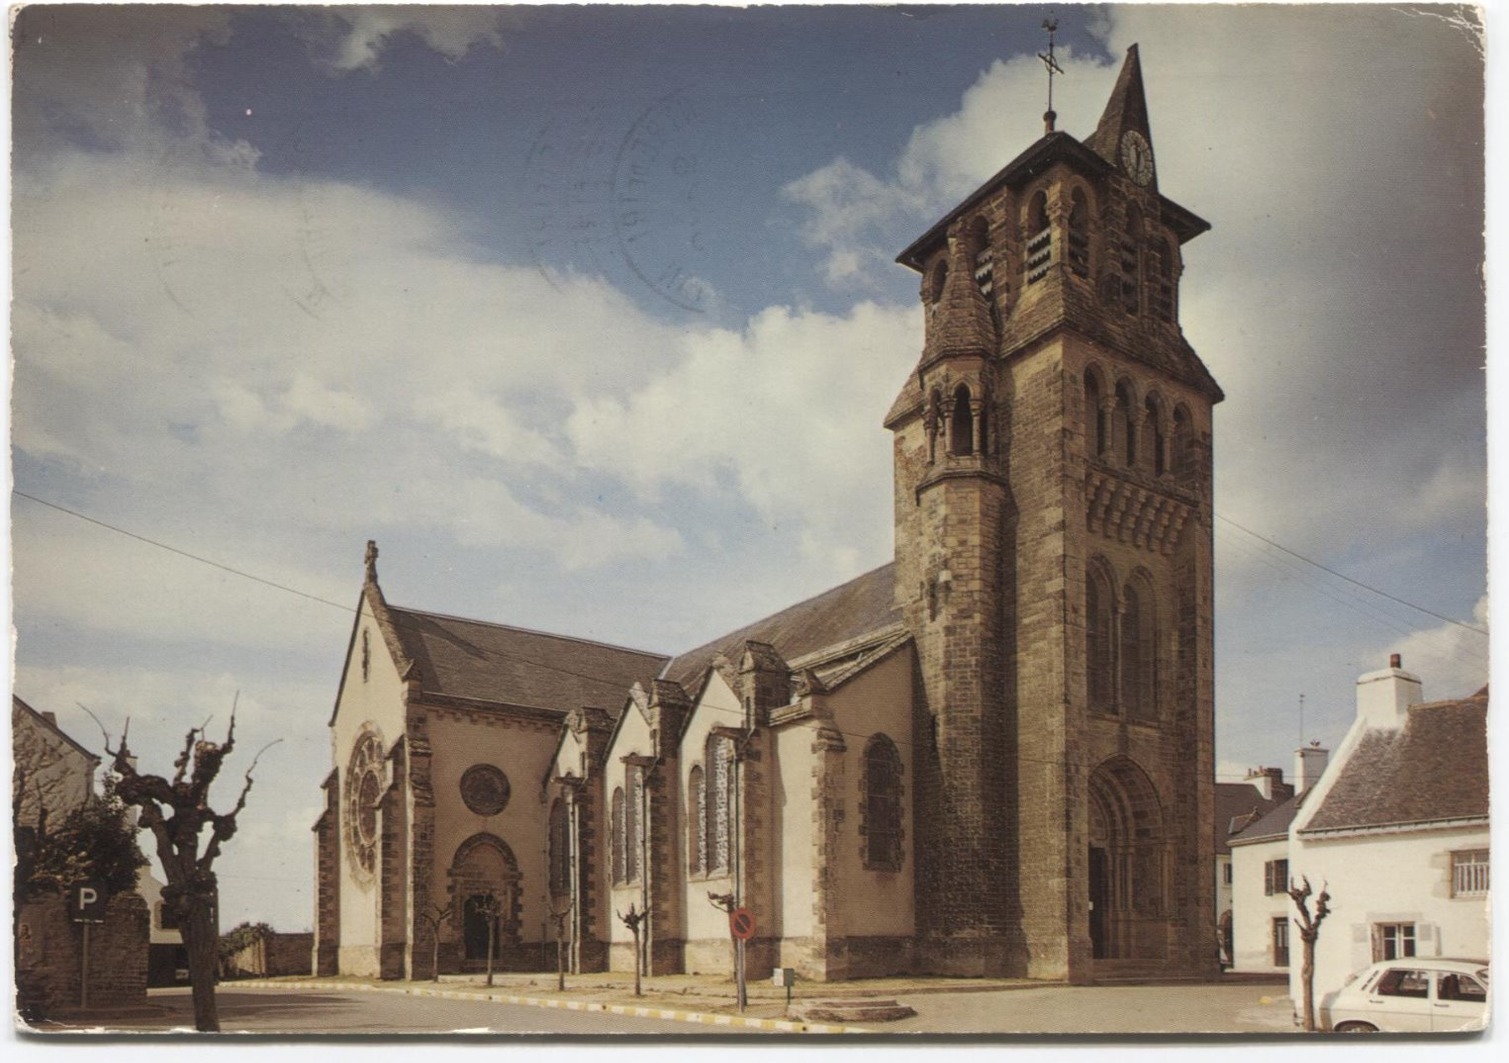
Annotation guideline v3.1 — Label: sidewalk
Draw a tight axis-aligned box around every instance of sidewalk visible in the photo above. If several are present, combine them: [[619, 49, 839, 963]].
[[230, 969, 1050, 1033]]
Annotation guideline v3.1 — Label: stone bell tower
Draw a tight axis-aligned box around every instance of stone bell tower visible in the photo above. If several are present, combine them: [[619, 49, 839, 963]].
[[887, 44, 1223, 982]]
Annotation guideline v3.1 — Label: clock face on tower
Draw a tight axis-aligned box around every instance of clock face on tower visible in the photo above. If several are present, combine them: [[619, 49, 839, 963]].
[[344, 730, 385, 880], [1120, 130, 1154, 186]]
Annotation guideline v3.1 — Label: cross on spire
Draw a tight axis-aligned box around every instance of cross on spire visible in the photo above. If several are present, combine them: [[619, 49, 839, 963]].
[[1038, 16, 1064, 134]]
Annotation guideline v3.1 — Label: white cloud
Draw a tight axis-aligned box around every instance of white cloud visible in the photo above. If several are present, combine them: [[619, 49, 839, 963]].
[[294, 6, 507, 74], [1373, 595, 1489, 704]]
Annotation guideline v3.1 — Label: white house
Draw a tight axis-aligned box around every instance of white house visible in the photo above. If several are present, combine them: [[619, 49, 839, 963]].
[[1231, 657, 1489, 1010], [1216, 766, 1296, 966]]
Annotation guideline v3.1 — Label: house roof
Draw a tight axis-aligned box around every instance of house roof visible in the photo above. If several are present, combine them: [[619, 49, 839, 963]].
[[1228, 792, 1304, 847], [1214, 780, 1293, 854], [12, 695, 101, 765], [1301, 690, 1489, 834], [384, 605, 670, 716], [661, 563, 902, 691]]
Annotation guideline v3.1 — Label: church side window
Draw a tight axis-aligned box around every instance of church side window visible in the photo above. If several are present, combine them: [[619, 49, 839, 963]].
[[1068, 188, 1091, 278], [687, 765, 706, 876], [1087, 565, 1116, 712], [707, 735, 733, 874], [548, 798, 569, 898], [611, 787, 626, 885], [1025, 191, 1052, 284], [626, 766, 644, 884], [861, 735, 904, 872]]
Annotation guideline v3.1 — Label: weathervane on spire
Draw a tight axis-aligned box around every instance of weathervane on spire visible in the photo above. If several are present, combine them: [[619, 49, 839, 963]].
[[1038, 15, 1064, 134]]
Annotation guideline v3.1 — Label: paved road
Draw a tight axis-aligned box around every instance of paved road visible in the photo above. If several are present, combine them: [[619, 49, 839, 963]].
[[38, 986, 775, 1035]]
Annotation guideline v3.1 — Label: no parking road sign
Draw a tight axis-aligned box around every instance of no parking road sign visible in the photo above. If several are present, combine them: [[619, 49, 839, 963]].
[[729, 907, 756, 941], [70, 880, 108, 924]]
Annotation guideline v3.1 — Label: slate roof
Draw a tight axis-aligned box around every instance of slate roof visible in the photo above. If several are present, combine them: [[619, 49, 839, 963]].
[[384, 605, 670, 716], [12, 695, 100, 764], [1228, 792, 1303, 847], [661, 563, 902, 691], [1301, 691, 1489, 833], [1214, 780, 1293, 854]]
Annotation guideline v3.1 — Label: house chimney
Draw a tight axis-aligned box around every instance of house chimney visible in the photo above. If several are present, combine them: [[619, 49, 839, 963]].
[[1356, 654, 1422, 730], [1244, 766, 1284, 800], [1294, 740, 1329, 794]]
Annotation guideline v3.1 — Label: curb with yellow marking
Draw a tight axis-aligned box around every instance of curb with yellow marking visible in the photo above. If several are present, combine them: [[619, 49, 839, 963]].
[[233, 979, 865, 1034]]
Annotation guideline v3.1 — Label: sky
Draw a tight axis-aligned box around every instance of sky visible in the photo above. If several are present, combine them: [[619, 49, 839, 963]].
[[4, 2, 1491, 945]]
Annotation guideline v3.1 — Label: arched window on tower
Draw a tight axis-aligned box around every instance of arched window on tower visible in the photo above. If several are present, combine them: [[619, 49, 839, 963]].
[[1025, 191, 1052, 285], [925, 259, 948, 307], [1085, 370, 1107, 457], [1114, 381, 1136, 468], [861, 735, 904, 871], [1122, 579, 1159, 722], [548, 798, 570, 898], [1146, 396, 1167, 476], [706, 735, 733, 874], [610, 787, 626, 885], [1172, 406, 1193, 479], [687, 765, 706, 875], [1152, 239, 1175, 323], [1121, 205, 1142, 315], [1087, 565, 1116, 712], [951, 383, 975, 456], [1068, 188, 1091, 278]]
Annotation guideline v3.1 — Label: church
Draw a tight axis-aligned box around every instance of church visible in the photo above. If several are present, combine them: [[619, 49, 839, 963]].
[[313, 45, 1222, 985]]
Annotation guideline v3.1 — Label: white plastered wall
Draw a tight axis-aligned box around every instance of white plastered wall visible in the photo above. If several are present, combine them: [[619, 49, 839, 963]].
[[600, 701, 654, 964], [330, 600, 408, 975], [1229, 835, 1292, 973], [678, 671, 743, 963]]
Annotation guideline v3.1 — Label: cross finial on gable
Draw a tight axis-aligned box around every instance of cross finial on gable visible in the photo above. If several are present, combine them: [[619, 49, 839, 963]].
[[364, 540, 379, 583]]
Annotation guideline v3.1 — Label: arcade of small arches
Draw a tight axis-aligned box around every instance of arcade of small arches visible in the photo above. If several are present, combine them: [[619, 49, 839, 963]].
[[1082, 363, 1193, 482], [923, 381, 990, 462]]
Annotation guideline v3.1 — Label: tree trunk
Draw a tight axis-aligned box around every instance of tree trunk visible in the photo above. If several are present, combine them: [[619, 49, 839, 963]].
[[485, 917, 495, 988], [431, 934, 440, 983], [181, 898, 220, 1032], [1300, 938, 1317, 1032], [631, 926, 641, 997], [556, 935, 565, 992]]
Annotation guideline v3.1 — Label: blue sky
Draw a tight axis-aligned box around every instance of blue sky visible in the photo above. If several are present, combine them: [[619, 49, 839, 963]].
[[6, 3, 1490, 939]]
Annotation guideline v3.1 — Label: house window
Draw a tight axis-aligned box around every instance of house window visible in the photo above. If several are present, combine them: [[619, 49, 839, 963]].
[[1452, 849, 1489, 896], [1263, 858, 1289, 896], [1271, 917, 1290, 967], [861, 734, 904, 871], [1221, 861, 1233, 886], [1375, 922, 1416, 961]]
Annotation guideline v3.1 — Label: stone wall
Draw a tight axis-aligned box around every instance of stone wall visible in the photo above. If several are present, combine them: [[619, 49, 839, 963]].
[[16, 891, 149, 1020]]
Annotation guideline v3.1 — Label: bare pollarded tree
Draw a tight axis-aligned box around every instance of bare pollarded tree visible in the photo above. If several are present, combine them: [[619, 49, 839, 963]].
[[104, 711, 276, 1033]]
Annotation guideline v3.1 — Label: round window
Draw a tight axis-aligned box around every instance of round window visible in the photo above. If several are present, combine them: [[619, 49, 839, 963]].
[[460, 764, 510, 817]]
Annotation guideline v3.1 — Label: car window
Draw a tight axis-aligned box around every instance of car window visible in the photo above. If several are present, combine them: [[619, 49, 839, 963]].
[[1375, 968, 1430, 999], [1438, 973, 1486, 1003]]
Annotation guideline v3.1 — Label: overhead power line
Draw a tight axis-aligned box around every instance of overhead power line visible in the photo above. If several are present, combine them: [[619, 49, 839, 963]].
[[1215, 513, 1487, 636]]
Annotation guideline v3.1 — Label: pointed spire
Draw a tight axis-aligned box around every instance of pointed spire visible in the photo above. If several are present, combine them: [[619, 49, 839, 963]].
[[925, 222, 997, 360], [1087, 43, 1156, 188]]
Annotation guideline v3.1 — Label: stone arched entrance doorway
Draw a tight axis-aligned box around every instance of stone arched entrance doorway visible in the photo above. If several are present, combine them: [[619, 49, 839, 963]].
[[1087, 756, 1167, 961], [449, 833, 522, 971]]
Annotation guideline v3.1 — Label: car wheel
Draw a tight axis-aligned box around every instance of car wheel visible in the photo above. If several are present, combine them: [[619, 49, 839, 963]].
[[1333, 1022, 1377, 1033]]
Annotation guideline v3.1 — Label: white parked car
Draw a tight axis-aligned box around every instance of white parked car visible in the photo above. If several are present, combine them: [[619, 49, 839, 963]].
[[1322, 957, 1489, 1032]]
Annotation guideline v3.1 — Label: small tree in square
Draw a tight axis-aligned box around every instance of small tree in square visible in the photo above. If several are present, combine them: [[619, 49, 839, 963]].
[[1287, 875, 1332, 1032]]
